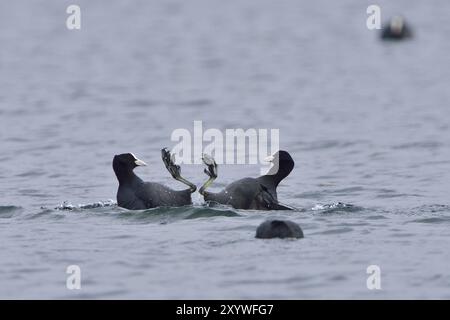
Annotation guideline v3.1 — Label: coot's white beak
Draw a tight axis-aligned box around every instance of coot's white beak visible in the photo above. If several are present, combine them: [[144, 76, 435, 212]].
[[134, 158, 147, 166], [264, 155, 275, 163]]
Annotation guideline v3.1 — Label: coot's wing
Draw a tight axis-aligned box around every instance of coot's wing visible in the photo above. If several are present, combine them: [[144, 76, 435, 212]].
[[272, 202, 296, 210], [136, 182, 192, 208], [134, 182, 176, 208], [255, 184, 278, 210], [256, 184, 294, 210]]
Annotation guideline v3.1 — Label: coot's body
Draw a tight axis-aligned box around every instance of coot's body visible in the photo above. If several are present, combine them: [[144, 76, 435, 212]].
[[113, 151, 196, 210], [200, 150, 294, 210]]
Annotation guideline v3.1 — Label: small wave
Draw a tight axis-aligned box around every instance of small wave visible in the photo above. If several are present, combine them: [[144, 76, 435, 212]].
[[310, 227, 354, 235], [391, 141, 443, 150], [366, 214, 388, 220], [23, 209, 67, 220], [185, 207, 239, 219], [299, 139, 368, 151], [409, 217, 450, 224], [311, 202, 364, 214], [15, 170, 46, 178], [19, 200, 121, 220], [412, 204, 450, 214], [35, 200, 241, 223], [396, 204, 450, 221], [55, 200, 117, 210], [0, 205, 22, 218], [376, 193, 422, 199], [296, 187, 364, 200], [118, 205, 240, 223]]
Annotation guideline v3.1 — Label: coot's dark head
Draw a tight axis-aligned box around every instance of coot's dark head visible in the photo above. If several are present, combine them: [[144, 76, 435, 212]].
[[264, 150, 294, 181], [255, 219, 304, 239], [112, 153, 147, 182], [381, 15, 412, 40]]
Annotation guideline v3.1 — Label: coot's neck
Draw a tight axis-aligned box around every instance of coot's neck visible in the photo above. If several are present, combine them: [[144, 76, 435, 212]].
[[113, 165, 141, 185], [260, 162, 293, 187]]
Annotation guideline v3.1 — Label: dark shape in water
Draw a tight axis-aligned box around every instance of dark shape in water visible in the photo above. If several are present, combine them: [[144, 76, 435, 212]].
[[113, 149, 196, 210], [0, 206, 22, 218], [381, 16, 412, 40], [199, 150, 295, 210], [255, 220, 304, 239]]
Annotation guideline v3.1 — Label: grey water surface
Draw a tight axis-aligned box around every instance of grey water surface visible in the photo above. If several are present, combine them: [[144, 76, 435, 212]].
[[0, 0, 449, 299]]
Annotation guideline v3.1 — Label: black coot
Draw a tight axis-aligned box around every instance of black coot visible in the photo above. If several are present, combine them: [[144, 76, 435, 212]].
[[113, 149, 196, 210], [199, 150, 294, 210]]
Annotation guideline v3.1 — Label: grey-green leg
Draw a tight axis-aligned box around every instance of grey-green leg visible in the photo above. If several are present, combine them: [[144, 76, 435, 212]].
[[199, 153, 218, 196], [161, 148, 197, 193]]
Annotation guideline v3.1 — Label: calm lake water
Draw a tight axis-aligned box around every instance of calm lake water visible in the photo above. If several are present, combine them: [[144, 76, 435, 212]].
[[0, 0, 449, 299]]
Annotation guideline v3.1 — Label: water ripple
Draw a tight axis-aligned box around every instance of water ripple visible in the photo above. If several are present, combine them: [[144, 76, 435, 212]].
[[311, 202, 364, 214], [0, 206, 23, 218], [409, 217, 450, 224]]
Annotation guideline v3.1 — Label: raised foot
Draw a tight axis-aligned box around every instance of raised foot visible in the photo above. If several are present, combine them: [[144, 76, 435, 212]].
[[161, 148, 181, 179], [202, 153, 217, 179]]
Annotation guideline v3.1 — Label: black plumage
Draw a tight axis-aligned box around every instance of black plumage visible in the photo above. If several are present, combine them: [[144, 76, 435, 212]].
[[113, 150, 196, 210], [200, 150, 294, 210]]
